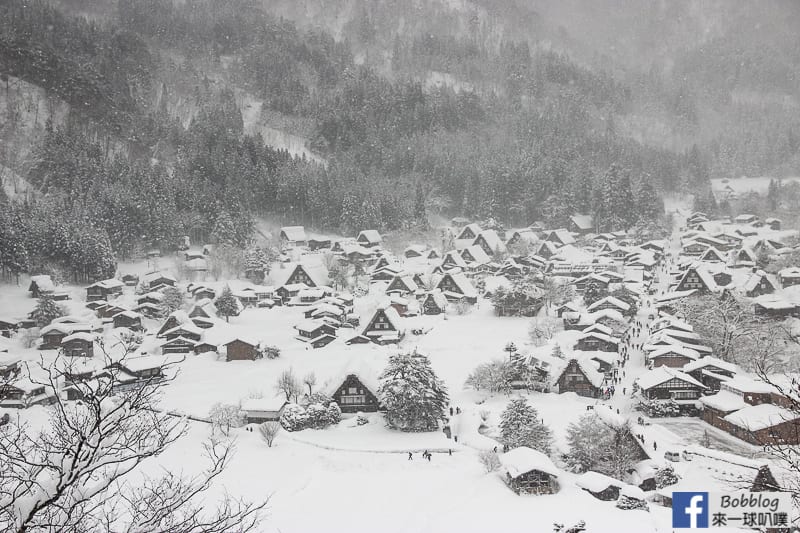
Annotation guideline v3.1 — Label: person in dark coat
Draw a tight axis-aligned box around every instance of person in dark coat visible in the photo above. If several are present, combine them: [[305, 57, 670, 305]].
[[408, 452, 413, 460]]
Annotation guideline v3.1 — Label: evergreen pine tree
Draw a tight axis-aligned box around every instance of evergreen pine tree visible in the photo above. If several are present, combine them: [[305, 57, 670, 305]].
[[29, 294, 66, 327], [499, 397, 552, 454], [378, 351, 449, 432], [413, 180, 427, 228], [161, 286, 185, 314], [214, 285, 240, 322], [211, 211, 238, 246], [655, 465, 680, 488]]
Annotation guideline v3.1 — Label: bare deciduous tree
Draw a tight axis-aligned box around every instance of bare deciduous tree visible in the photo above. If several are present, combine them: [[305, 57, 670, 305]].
[[258, 422, 281, 448], [209, 403, 244, 436], [0, 339, 267, 532], [275, 369, 301, 402], [302, 372, 316, 396]]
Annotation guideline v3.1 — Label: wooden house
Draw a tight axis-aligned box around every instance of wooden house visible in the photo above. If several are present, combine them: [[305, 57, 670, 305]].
[[573, 273, 610, 293], [556, 359, 604, 398], [193, 341, 218, 355], [441, 250, 468, 271], [765, 217, 782, 230], [0, 318, 19, 338], [307, 237, 332, 251], [743, 270, 776, 297], [732, 247, 757, 268], [574, 332, 618, 352], [681, 241, 709, 256], [86, 279, 124, 302], [278, 263, 328, 288], [575, 472, 622, 501], [499, 447, 560, 495], [192, 286, 216, 300], [160, 337, 197, 354], [587, 296, 630, 315], [778, 267, 800, 288], [635, 367, 706, 402], [329, 373, 381, 413], [361, 306, 404, 345], [241, 398, 287, 423], [111, 356, 169, 384], [357, 230, 383, 248], [674, 265, 717, 295], [720, 404, 800, 445], [0, 358, 21, 380], [112, 311, 143, 331], [435, 272, 478, 304], [699, 247, 726, 263], [734, 214, 758, 225], [60, 333, 95, 358], [473, 229, 506, 256], [421, 291, 448, 315], [544, 229, 575, 246], [225, 338, 260, 361], [279, 226, 307, 246], [294, 319, 338, 345], [143, 272, 177, 291], [162, 324, 202, 343], [456, 223, 482, 241], [535, 241, 559, 260], [569, 214, 594, 235], [386, 275, 419, 296], [683, 357, 737, 390], [648, 346, 699, 368], [121, 274, 139, 286], [137, 292, 163, 307], [39, 323, 90, 350], [28, 275, 56, 298], [404, 245, 428, 258], [0, 379, 54, 408]]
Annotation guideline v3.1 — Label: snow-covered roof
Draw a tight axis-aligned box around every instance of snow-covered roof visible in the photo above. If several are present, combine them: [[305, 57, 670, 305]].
[[294, 319, 332, 334], [139, 291, 164, 302], [61, 332, 95, 343], [724, 404, 800, 431], [118, 354, 181, 373], [273, 262, 330, 287], [575, 471, 621, 492], [698, 391, 748, 412], [570, 214, 594, 231], [636, 367, 706, 391], [424, 290, 449, 309], [682, 356, 738, 375], [357, 230, 382, 244], [620, 484, 646, 500], [779, 267, 800, 278], [474, 229, 506, 254], [547, 229, 575, 245], [113, 310, 142, 320], [586, 296, 630, 313], [163, 323, 203, 337], [577, 332, 618, 345], [499, 446, 559, 478], [456, 223, 482, 240], [88, 278, 124, 290], [280, 226, 307, 242], [143, 271, 176, 284], [30, 275, 55, 291], [438, 272, 477, 299], [442, 250, 468, 269], [721, 375, 779, 395], [649, 345, 700, 360], [461, 244, 490, 264], [241, 398, 287, 412], [581, 323, 613, 336]]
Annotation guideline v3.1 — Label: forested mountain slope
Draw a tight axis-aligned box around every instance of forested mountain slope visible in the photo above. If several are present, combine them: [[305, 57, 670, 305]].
[[0, 0, 798, 280]]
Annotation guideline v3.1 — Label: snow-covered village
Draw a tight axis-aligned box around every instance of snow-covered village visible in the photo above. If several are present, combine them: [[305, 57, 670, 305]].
[[2, 1, 800, 532]]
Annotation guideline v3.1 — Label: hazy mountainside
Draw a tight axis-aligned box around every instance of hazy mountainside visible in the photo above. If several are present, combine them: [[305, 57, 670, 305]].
[[0, 0, 798, 279]]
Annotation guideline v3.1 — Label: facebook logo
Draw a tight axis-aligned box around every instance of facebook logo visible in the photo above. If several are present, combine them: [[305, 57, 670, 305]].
[[673, 492, 709, 528]]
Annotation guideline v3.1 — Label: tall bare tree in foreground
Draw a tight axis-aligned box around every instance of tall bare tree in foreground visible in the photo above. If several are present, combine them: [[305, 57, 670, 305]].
[[0, 338, 267, 532]]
